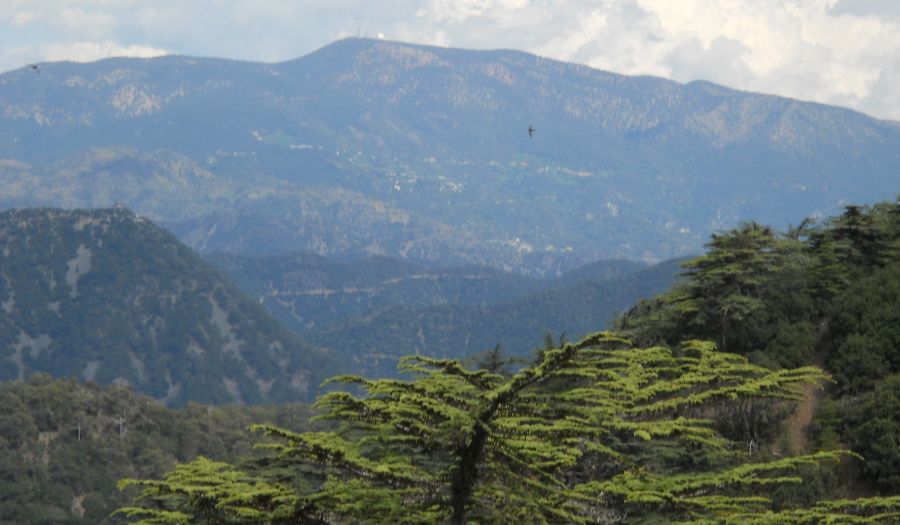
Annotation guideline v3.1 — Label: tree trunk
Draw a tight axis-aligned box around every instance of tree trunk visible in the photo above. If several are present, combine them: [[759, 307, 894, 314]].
[[450, 425, 488, 524]]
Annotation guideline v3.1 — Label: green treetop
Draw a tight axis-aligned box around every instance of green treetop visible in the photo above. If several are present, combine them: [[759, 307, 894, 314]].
[[118, 332, 899, 524]]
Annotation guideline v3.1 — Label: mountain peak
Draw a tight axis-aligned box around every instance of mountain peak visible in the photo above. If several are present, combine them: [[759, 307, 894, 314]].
[[1, 41, 898, 272], [0, 208, 336, 405]]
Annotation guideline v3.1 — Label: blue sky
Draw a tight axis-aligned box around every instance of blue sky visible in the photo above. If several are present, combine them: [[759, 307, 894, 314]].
[[4, 0, 900, 120]]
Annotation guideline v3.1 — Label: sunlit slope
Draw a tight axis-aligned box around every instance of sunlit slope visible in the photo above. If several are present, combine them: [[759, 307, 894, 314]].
[[2, 38, 898, 273]]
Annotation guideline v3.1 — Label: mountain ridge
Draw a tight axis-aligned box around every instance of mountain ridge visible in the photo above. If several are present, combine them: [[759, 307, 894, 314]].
[[208, 250, 682, 378], [208, 251, 650, 334], [0, 207, 337, 405], [2, 38, 899, 274]]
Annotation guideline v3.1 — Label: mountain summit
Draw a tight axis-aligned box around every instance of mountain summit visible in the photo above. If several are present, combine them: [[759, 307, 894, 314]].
[[2, 38, 899, 273], [0, 208, 335, 405]]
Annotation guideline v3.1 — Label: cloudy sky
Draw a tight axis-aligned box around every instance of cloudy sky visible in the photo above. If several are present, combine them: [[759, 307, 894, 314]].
[[3, 0, 900, 120]]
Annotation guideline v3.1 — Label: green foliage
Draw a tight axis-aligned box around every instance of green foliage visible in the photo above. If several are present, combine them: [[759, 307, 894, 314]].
[[0, 208, 337, 405], [112, 199, 900, 523], [8, 201, 900, 522], [619, 202, 900, 368], [681, 223, 781, 350], [116, 333, 900, 524], [844, 374, 900, 490], [116, 458, 302, 525], [697, 495, 900, 524], [618, 222, 817, 362], [0, 376, 315, 525], [827, 263, 900, 394], [762, 321, 816, 369], [466, 343, 520, 377], [809, 395, 843, 451], [615, 199, 900, 498]]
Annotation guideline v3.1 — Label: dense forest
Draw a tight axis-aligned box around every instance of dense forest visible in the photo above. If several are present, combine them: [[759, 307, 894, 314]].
[[208, 251, 681, 379], [0, 200, 896, 523], [0, 208, 336, 405], [617, 200, 900, 493], [0, 376, 316, 525], [112, 200, 900, 524]]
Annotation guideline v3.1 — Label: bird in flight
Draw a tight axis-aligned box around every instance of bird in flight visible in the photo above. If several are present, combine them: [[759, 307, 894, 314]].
[[528, 125, 535, 138]]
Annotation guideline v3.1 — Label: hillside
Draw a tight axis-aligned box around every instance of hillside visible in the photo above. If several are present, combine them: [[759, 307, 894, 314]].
[[0, 376, 316, 524], [0, 208, 337, 405], [112, 201, 900, 524], [618, 199, 900, 493], [305, 259, 677, 377], [2, 39, 899, 274], [207, 251, 675, 377], [2, 203, 897, 524], [207, 252, 645, 331]]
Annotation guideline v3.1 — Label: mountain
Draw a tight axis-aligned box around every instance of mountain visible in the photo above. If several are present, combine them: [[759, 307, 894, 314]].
[[2, 38, 900, 274], [208, 252, 547, 332], [210, 251, 681, 378], [208, 252, 646, 333], [0, 208, 337, 405]]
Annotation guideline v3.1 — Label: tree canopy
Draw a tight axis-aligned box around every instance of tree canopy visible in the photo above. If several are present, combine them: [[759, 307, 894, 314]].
[[118, 199, 900, 524], [118, 332, 899, 524]]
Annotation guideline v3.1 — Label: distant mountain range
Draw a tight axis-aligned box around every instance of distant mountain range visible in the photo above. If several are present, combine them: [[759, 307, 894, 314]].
[[2, 38, 898, 275], [0, 207, 678, 399], [209, 252, 681, 377], [0, 208, 336, 405]]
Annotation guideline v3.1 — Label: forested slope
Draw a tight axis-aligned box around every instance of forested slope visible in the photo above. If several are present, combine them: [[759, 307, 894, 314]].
[[116, 200, 900, 524], [618, 199, 900, 492], [307, 258, 682, 377], [0, 208, 337, 405], [0, 376, 316, 524], [209, 252, 675, 378]]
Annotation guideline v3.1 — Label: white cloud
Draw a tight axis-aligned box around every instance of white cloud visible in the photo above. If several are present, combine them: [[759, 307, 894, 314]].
[[664, 36, 755, 88], [0, 45, 33, 67], [3, 0, 900, 120], [566, 0, 900, 118], [229, 0, 303, 25], [394, 0, 900, 120], [39, 41, 168, 63], [424, 0, 528, 24], [11, 11, 35, 27], [53, 7, 117, 39]]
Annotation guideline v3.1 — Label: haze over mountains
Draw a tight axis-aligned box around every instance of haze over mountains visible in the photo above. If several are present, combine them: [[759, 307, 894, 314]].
[[0, 207, 680, 397], [1, 36, 898, 392], [2, 38, 898, 275], [210, 253, 681, 377]]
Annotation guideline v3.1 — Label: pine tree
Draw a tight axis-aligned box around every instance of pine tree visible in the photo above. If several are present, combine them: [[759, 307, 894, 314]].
[[118, 333, 899, 524], [618, 222, 813, 356], [116, 457, 310, 524]]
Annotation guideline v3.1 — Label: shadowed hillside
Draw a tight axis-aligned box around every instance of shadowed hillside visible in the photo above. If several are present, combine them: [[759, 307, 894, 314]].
[[0, 208, 337, 405], [210, 251, 680, 378]]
